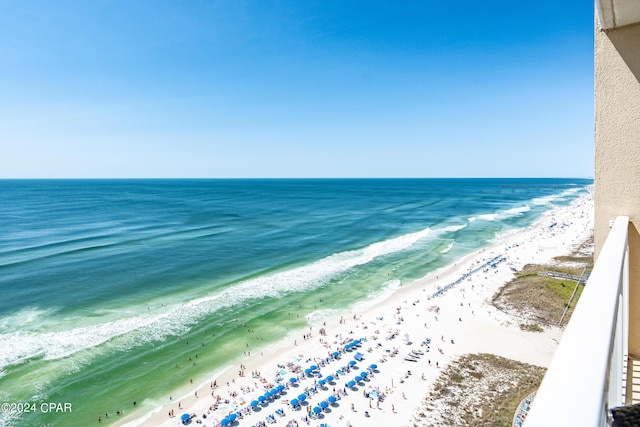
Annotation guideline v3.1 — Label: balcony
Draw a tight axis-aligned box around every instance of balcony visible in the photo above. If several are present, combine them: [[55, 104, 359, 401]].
[[524, 216, 630, 426]]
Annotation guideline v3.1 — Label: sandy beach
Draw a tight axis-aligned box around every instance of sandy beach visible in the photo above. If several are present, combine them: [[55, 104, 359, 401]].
[[117, 192, 593, 427]]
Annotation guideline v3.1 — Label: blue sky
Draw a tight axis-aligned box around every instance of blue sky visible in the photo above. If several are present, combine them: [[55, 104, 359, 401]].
[[0, 1, 594, 178]]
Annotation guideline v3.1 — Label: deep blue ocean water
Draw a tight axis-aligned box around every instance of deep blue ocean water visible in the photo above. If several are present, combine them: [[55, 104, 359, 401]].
[[0, 178, 592, 426]]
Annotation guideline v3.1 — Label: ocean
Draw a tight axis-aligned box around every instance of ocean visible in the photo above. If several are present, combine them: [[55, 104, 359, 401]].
[[0, 178, 592, 426]]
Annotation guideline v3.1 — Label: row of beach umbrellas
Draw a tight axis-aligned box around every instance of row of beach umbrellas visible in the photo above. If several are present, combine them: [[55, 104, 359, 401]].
[[249, 384, 286, 408], [225, 342, 376, 426], [291, 393, 339, 412], [343, 339, 362, 351], [219, 412, 239, 426], [290, 363, 379, 407]]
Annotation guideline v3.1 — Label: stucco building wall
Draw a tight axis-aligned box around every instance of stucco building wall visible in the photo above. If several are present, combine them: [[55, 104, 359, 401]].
[[594, 15, 640, 356]]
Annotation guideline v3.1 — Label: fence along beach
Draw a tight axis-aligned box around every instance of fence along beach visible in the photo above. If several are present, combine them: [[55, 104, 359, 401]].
[[123, 191, 593, 427]]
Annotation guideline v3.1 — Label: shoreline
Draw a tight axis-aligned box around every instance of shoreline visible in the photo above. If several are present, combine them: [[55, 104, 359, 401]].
[[117, 192, 593, 427]]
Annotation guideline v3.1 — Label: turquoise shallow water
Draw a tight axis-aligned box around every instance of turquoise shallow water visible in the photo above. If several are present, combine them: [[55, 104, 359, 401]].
[[0, 178, 591, 426]]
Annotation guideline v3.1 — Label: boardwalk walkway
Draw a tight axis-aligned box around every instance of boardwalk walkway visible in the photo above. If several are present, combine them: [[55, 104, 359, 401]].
[[537, 271, 588, 284]]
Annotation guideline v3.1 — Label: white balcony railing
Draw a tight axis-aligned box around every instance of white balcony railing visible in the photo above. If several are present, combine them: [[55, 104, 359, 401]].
[[524, 216, 629, 427]]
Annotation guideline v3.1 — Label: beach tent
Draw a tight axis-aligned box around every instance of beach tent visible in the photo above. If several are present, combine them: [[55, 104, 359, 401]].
[[354, 352, 363, 361]]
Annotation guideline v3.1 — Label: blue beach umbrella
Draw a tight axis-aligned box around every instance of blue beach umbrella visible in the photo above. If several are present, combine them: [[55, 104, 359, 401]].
[[361, 371, 368, 378], [304, 368, 312, 375], [320, 401, 329, 409], [258, 395, 266, 402], [355, 375, 362, 382], [348, 360, 356, 366], [220, 418, 230, 426], [290, 377, 297, 383], [250, 400, 259, 407], [328, 395, 337, 403], [326, 375, 334, 382], [313, 406, 322, 414], [298, 393, 307, 401], [332, 351, 339, 358], [228, 413, 237, 421], [347, 380, 356, 388], [369, 364, 377, 370], [277, 384, 285, 392], [290, 398, 299, 407], [181, 414, 190, 422], [318, 379, 326, 386], [310, 365, 318, 370]]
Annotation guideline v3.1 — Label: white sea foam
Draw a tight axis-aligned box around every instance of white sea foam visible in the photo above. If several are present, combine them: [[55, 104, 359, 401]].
[[0, 307, 60, 332], [477, 205, 531, 222], [442, 224, 467, 233], [440, 241, 454, 254], [503, 205, 531, 216], [350, 279, 402, 314], [477, 213, 499, 222], [0, 226, 432, 371], [305, 309, 341, 325], [531, 187, 585, 206], [531, 195, 556, 205]]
